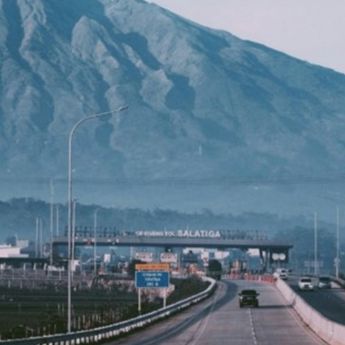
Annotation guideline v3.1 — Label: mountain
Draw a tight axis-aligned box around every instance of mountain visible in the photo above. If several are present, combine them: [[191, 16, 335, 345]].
[[1, 0, 345, 218]]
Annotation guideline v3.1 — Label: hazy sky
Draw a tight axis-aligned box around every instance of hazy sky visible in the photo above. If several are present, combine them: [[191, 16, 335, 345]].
[[148, 0, 345, 74]]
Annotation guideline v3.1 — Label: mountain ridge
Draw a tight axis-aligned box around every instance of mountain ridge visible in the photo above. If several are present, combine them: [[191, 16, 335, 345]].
[[1, 0, 345, 217]]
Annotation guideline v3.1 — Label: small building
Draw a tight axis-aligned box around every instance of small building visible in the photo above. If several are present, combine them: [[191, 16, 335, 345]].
[[0, 244, 28, 258]]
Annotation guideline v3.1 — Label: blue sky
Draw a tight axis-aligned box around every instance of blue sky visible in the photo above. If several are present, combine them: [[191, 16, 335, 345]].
[[148, 0, 345, 74]]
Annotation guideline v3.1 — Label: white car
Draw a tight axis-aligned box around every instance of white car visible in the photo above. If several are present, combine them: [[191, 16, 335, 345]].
[[298, 277, 314, 291], [273, 268, 288, 280]]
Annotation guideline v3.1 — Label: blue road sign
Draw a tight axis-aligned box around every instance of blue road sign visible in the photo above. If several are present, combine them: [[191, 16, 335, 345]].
[[135, 271, 169, 288]]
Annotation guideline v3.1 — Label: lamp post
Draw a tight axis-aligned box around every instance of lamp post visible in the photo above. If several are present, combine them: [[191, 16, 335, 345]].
[[314, 212, 318, 276], [67, 106, 128, 333], [71, 199, 77, 281], [49, 179, 54, 267], [93, 208, 100, 276], [336, 206, 340, 279]]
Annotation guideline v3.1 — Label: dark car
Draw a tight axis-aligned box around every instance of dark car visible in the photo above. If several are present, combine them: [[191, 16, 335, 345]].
[[238, 289, 259, 308], [318, 276, 331, 289]]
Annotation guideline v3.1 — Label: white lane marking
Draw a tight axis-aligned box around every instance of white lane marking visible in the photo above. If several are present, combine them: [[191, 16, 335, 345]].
[[248, 309, 258, 345], [186, 281, 224, 345], [276, 287, 328, 345]]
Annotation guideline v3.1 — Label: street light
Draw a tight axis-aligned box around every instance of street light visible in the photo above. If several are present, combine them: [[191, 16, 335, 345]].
[[71, 199, 77, 281], [93, 208, 100, 276], [336, 206, 340, 279], [67, 106, 128, 333], [314, 211, 318, 276]]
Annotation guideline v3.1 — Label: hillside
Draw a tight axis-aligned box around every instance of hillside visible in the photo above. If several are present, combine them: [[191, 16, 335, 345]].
[[1, 0, 345, 217]]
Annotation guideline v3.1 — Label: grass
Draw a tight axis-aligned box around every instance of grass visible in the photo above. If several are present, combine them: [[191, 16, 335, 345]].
[[0, 274, 208, 340], [0, 285, 137, 339]]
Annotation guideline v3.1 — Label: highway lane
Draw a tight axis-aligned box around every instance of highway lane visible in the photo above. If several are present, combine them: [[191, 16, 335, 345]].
[[105, 279, 326, 345], [288, 276, 345, 324]]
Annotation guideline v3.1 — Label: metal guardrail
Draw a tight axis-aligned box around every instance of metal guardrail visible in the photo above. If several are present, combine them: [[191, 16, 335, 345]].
[[0, 276, 216, 345]]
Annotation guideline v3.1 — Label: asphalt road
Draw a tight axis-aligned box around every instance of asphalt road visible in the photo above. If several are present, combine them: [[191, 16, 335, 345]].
[[288, 276, 345, 325], [104, 279, 326, 345]]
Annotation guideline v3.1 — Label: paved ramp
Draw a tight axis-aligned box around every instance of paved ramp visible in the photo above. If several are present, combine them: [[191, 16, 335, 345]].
[[104, 279, 326, 345]]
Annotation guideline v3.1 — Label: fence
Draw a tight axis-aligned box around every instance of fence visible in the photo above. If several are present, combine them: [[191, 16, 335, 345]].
[[0, 276, 216, 345]]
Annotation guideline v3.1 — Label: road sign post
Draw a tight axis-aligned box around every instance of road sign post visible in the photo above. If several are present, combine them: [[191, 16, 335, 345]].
[[138, 288, 141, 314], [135, 267, 170, 312], [135, 271, 170, 288], [163, 288, 167, 308]]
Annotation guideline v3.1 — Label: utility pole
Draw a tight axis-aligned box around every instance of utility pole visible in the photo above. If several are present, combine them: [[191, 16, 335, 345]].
[[55, 205, 60, 237], [50, 179, 54, 266], [39, 218, 43, 258], [336, 207, 340, 279], [35, 218, 39, 257], [314, 212, 318, 276]]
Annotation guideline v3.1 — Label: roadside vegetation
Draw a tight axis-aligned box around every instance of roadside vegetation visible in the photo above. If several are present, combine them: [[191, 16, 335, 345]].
[[0, 275, 208, 340]]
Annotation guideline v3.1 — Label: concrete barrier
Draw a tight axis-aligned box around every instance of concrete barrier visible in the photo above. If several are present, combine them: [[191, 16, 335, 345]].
[[332, 276, 345, 288], [276, 279, 345, 345]]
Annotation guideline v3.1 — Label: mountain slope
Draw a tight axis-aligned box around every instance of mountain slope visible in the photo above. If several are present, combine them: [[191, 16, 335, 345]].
[[1, 0, 345, 215]]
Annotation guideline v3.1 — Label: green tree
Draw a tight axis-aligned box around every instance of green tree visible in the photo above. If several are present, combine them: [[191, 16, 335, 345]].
[[127, 259, 143, 278]]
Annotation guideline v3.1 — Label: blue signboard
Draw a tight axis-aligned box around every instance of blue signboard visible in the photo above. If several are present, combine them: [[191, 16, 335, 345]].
[[135, 271, 169, 288]]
